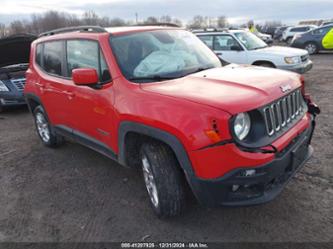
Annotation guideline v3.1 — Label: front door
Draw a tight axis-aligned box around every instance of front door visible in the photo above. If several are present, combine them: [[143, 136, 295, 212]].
[[65, 39, 115, 150], [213, 35, 248, 64]]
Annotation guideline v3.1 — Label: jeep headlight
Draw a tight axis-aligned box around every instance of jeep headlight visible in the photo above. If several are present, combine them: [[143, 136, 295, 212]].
[[284, 56, 301, 64], [0, 80, 9, 92], [233, 112, 251, 140]]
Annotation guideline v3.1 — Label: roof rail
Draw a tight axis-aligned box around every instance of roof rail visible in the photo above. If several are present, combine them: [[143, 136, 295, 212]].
[[191, 27, 230, 33], [136, 23, 181, 28], [38, 26, 107, 37]]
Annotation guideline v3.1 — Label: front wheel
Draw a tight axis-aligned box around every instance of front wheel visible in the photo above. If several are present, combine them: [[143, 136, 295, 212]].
[[304, 42, 318, 55], [33, 106, 63, 147], [140, 141, 185, 218]]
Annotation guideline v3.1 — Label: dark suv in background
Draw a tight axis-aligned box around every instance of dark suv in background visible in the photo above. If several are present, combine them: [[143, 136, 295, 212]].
[[291, 24, 333, 54], [0, 34, 36, 112], [273, 26, 290, 40]]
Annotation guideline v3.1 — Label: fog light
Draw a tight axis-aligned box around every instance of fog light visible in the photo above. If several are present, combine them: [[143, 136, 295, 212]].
[[240, 169, 256, 177], [232, 185, 240, 192]]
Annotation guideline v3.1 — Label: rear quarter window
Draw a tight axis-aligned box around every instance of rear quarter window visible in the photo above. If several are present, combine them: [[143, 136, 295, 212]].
[[43, 41, 63, 76], [36, 44, 43, 67]]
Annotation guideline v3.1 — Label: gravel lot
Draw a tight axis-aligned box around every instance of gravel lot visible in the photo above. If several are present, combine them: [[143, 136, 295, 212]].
[[0, 54, 332, 243]]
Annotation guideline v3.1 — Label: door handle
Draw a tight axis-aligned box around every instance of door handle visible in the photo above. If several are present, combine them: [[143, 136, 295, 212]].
[[216, 52, 223, 56], [62, 91, 75, 98], [35, 82, 45, 88]]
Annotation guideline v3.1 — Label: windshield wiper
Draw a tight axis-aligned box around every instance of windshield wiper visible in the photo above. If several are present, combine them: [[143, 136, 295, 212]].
[[186, 66, 215, 76], [253, 45, 268, 50], [128, 75, 180, 82]]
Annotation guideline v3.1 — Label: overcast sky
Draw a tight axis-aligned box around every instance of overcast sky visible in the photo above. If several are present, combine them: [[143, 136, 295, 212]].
[[0, 0, 332, 25]]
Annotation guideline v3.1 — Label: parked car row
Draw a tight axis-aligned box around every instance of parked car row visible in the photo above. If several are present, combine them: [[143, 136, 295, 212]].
[[281, 25, 317, 44], [291, 24, 333, 54], [195, 29, 312, 73], [272, 24, 333, 54]]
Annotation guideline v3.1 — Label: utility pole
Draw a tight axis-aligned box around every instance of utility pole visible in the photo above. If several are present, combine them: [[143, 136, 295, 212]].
[[135, 13, 138, 24]]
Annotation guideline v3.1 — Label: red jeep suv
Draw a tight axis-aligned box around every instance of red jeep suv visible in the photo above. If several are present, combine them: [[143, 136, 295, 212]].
[[25, 26, 320, 217]]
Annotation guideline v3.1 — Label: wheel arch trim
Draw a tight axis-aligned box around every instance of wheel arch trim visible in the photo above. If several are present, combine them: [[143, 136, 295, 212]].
[[118, 121, 206, 201]]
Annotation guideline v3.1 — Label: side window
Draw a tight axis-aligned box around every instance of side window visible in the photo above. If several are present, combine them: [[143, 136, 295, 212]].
[[36, 43, 42, 67], [66, 40, 111, 83], [198, 35, 214, 49], [312, 27, 331, 35], [43, 41, 63, 76], [213, 35, 238, 51]]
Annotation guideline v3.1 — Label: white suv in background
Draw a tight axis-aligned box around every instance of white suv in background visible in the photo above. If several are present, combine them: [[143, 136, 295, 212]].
[[282, 25, 317, 44], [195, 29, 313, 74]]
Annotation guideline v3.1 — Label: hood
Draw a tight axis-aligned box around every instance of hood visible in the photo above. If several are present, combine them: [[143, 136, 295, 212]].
[[255, 46, 308, 57], [141, 64, 302, 114], [0, 34, 36, 68]]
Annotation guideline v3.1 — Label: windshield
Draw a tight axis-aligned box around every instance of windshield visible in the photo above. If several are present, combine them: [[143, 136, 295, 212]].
[[234, 32, 268, 50], [109, 29, 221, 82]]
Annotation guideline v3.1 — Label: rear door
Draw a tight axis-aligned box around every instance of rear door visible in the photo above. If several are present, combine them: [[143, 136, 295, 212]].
[[36, 40, 74, 128]]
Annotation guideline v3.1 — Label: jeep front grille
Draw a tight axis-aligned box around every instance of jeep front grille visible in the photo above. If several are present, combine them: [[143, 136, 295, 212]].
[[10, 78, 26, 92], [263, 89, 305, 136]]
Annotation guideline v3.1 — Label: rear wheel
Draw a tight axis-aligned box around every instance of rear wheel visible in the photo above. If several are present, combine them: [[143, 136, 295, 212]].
[[140, 141, 185, 218], [33, 106, 63, 147], [304, 42, 318, 55]]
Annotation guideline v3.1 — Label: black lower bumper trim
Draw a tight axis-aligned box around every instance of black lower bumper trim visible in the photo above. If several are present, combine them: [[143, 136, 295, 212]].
[[191, 118, 315, 207]]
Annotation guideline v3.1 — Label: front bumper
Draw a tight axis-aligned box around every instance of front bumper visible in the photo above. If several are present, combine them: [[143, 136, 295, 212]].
[[279, 60, 313, 74], [190, 118, 315, 207], [0, 92, 26, 107]]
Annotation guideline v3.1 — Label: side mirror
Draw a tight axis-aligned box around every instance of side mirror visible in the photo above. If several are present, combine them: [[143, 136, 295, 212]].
[[230, 45, 242, 51], [72, 68, 99, 86]]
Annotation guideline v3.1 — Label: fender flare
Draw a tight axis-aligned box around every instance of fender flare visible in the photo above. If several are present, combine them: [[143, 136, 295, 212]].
[[118, 121, 195, 176], [118, 121, 206, 202], [24, 93, 42, 113]]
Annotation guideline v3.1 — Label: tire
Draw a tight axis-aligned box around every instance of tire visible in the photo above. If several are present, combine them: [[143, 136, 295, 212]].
[[304, 42, 318, 55], [140, 140, 185, 218], [33, 105, 63, 147], [286, 37, 292, 45], [256, 62, 275, 68]]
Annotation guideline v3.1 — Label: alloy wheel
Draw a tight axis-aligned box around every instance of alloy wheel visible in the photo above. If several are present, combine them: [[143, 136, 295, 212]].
[[142, 154, 159, 208], [35, 112, 50, 143], [305, 43, 317, 54]]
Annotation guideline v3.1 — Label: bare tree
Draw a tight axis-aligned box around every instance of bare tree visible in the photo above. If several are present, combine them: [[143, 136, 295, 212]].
[[82, 10, 100, 25], [172, 18, 183, 27], [187, 15, 206, 29], [160, 15, 172, 23], [9, 20, 26, 35], [144, 16, 159, 24], [0, 23, 6, 38], [217, 16, 228, 28], [109, 18, 126, 27]]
